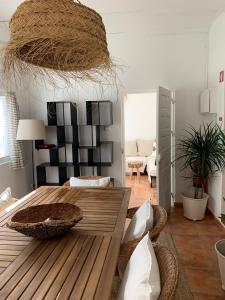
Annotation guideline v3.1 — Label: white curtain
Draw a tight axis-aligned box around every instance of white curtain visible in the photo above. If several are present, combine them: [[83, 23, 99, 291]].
[[5, 93, 25, 169]]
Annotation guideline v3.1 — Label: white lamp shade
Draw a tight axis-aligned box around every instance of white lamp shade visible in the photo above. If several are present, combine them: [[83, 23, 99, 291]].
[[16, 119, 46, 140]]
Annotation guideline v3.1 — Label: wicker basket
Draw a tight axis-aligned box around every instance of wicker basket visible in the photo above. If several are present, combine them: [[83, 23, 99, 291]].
[[7, 203, 83, 239], [3, 0, 112, 82]]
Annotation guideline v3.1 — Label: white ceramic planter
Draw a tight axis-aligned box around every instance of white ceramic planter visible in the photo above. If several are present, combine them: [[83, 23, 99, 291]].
[[182, 193, 208, 221], [215, 240, 225, 290]]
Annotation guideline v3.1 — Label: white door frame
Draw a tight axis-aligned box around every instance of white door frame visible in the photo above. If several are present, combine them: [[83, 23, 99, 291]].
[[121, 87, 175, 200], [171, 90, 176, 203], [120, 89, 126, 187], [121, 89, 157, 186]]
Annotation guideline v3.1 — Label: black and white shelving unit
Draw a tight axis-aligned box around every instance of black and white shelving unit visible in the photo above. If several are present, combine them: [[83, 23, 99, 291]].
[[36, 101, 113, 187]]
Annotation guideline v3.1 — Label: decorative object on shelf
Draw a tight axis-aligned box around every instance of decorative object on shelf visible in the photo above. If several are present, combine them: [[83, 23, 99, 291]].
[[17, 119, 46, 189], [36, 101, 113, 187], [3, 0, 113, 84], [37, 144, 56, 149], [176, 123, 225, 221], [7, 203, 83, 239]]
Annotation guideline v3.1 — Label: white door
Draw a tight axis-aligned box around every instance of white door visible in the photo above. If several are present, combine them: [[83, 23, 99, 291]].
[[156, 86, 172, 211]]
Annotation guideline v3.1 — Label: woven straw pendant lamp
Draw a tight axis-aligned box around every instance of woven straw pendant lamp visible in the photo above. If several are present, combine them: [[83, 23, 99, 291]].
[[3, 0, 112, 82]]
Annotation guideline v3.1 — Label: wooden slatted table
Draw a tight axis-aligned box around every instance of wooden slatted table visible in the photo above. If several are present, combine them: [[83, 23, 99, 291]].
[[0, 186, 131, 300]]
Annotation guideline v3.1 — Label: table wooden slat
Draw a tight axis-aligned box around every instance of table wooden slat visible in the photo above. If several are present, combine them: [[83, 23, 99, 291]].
[[82, 236, 111, 300], [0, 186, 131, 300], [94, 237, 122, 300]]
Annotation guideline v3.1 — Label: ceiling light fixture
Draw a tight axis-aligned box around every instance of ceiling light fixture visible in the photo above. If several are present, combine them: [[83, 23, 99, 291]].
[[2, 0, 113, 84]]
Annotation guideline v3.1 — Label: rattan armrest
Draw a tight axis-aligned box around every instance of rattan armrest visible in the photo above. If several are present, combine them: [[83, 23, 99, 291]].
[[114, 242, 178, 300], [150, 206, 167, 242], [126, 207, 139, 219], [119, 237, 142, 263], [153, 242, 178, 300]]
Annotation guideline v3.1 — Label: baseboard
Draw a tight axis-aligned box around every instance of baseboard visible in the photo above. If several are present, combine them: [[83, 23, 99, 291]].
[[207, 206, 225, 229]]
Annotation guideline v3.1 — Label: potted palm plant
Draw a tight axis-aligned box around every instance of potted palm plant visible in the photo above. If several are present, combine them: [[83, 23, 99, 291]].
[[177, 123, 225, 221]]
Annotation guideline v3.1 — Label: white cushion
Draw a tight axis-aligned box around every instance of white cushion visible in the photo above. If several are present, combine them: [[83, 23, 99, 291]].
[[125, 141, 138, 156], [137, 140, 154, 156], [70, 177, 110, 187], [147, 153, 157, 176], [98, 177, 111, 186], [118, 201, 154, 277], [123, 201, 153, 243], [117, 234, 161, 300]]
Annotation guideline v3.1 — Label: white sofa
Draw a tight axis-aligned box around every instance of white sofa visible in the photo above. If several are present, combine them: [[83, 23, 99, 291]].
[[146, 151, 157, 186], [125, 140, 156, 175]]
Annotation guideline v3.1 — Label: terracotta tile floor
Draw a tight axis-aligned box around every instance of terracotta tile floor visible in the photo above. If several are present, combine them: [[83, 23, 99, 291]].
[[125, 175, 157, 207], [126, 175, 225, 299], [167, 208, 225, 299]]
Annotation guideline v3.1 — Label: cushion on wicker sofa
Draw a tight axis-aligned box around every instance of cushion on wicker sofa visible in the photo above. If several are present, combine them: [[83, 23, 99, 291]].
[[123, 200, 153, 243], [125, 141, 138, 156], [137, 139, 154, 156], [117, 234, 161, 300]]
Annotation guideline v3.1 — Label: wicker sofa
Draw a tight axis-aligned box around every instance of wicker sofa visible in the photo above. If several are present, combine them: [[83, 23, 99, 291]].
[[113, 241, 178, 300], [120, 205, 167, 260]]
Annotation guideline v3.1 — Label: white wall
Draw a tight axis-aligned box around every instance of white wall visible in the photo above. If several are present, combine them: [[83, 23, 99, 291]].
[[125, 93, 156, 141], [208, 12, 225, 217], [105, 11, 209, 201]]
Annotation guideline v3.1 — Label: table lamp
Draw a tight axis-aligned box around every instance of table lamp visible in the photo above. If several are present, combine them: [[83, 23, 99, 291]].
[[17, 119, 46, 189]]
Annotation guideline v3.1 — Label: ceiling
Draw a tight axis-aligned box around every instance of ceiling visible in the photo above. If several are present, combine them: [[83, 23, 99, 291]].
[[1, 0, 225, 33]]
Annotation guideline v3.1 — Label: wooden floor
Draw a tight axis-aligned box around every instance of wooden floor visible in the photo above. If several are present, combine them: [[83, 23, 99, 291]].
[[127, 175, 225, 299]]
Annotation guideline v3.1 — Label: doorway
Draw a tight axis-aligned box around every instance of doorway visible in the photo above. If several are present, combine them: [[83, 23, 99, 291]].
[[122, 87, 175, 212], [124, 92, 157, 206]]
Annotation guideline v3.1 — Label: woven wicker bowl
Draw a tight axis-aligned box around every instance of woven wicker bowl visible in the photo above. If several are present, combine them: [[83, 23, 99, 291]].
[[7, 203, 83, 239]]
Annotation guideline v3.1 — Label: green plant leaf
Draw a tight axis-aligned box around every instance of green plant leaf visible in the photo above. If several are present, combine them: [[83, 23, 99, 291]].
[[176, 122, 225, 198]]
